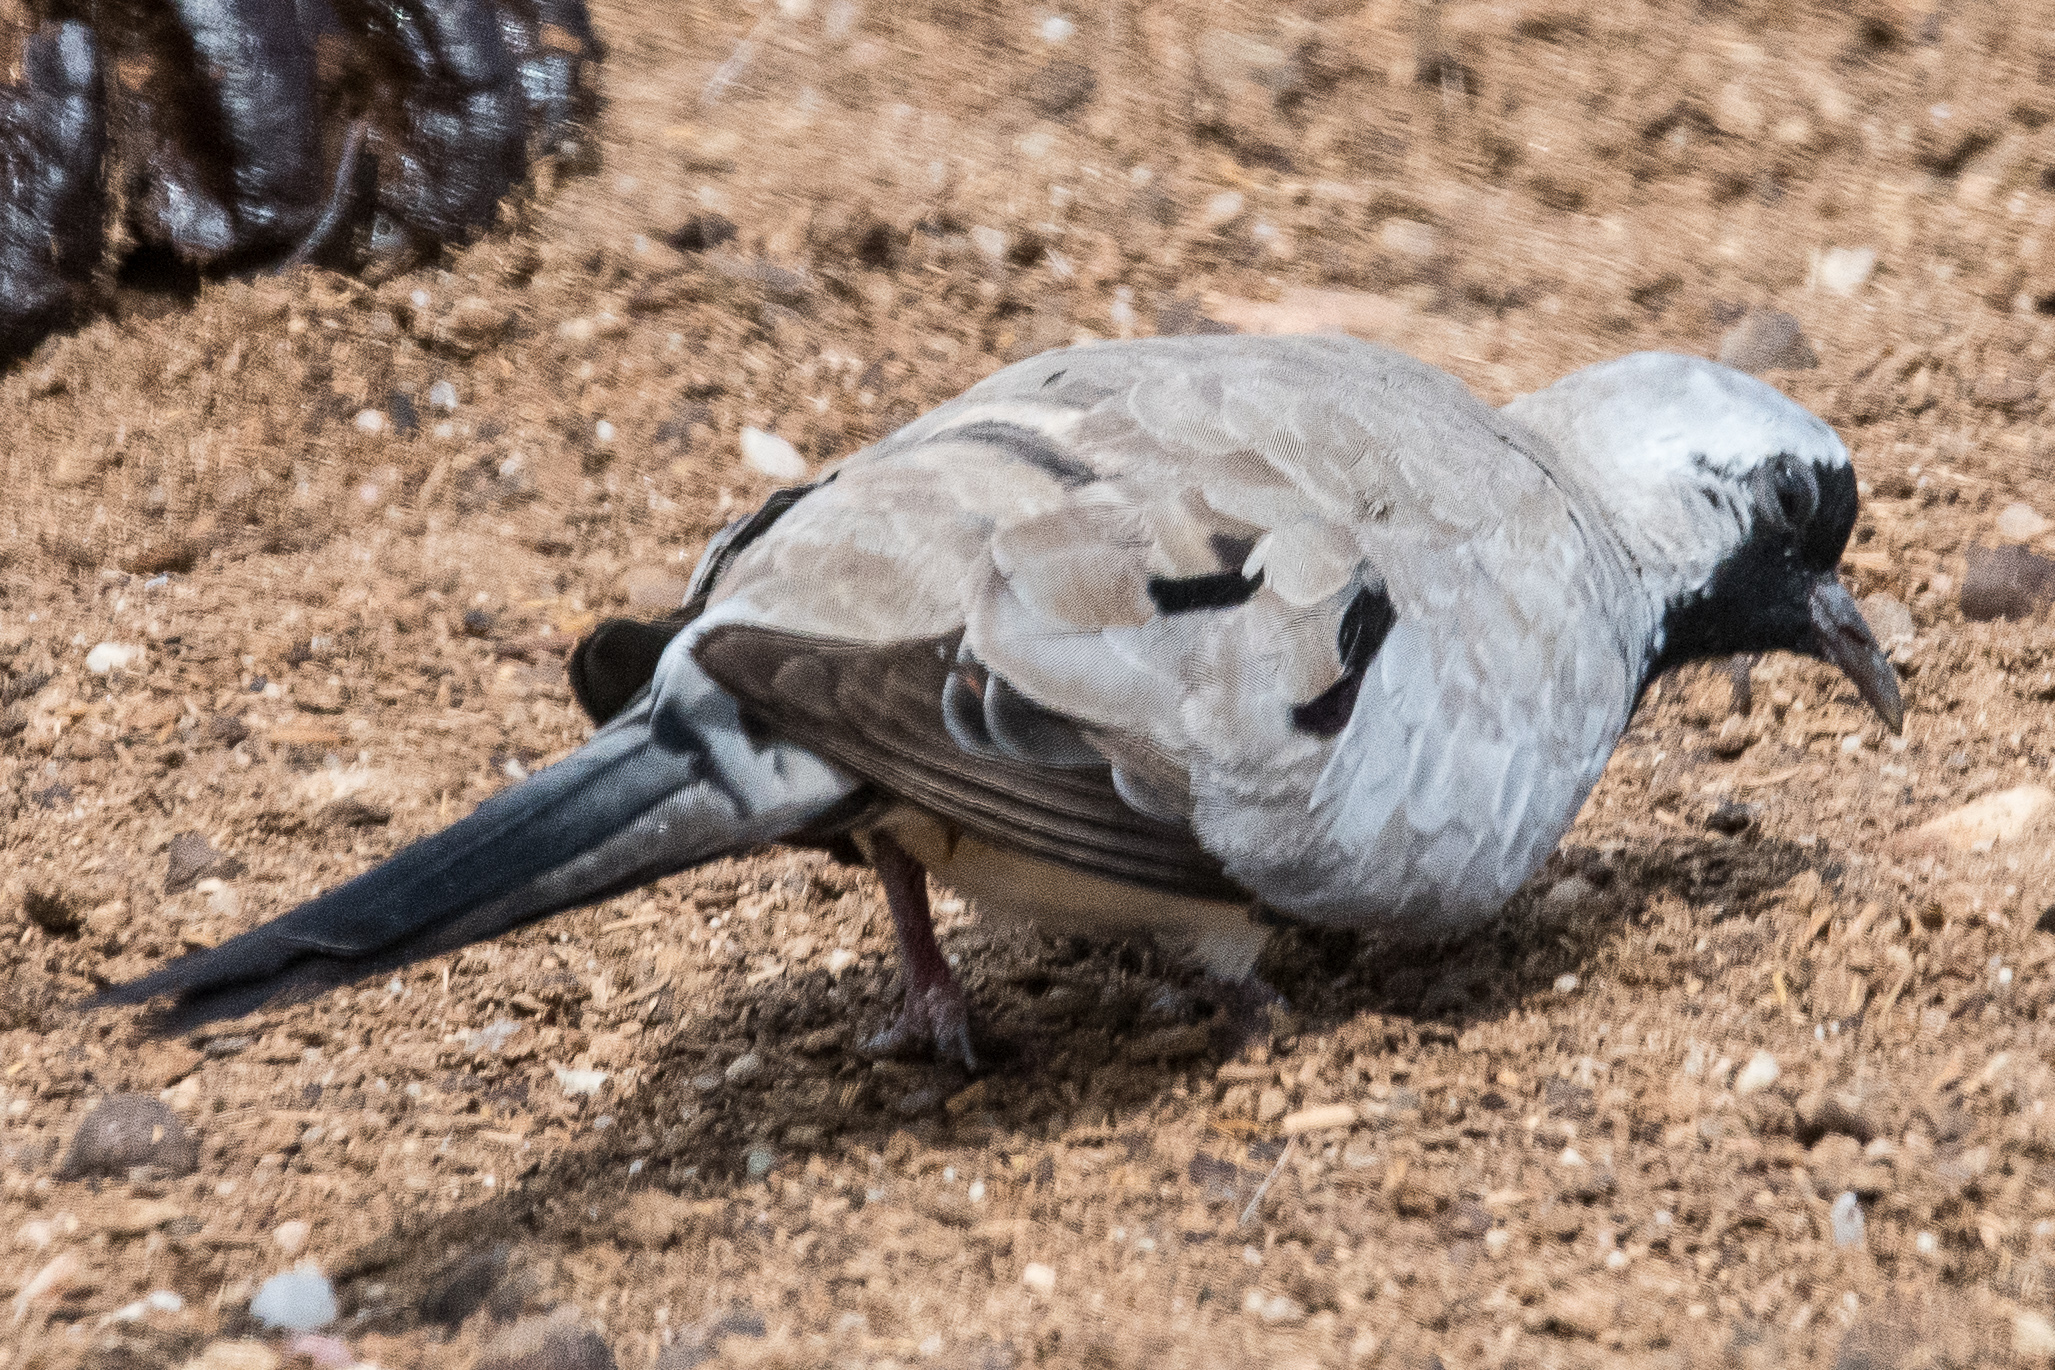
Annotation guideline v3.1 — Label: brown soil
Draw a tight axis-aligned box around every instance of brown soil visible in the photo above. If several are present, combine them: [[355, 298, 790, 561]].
[[9, 1, 2055, 1366]]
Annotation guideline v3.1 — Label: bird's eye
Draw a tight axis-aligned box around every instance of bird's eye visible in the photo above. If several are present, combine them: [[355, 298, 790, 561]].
[[1769, 458, 1819, 527]]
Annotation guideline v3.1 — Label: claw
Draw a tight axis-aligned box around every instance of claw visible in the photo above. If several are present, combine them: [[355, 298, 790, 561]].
[[864, 980, 978, 1073], [864, 830, 981, 1073]]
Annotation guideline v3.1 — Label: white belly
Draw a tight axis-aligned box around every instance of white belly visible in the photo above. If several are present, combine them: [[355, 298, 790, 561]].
[[865, 808, 1269, 981]]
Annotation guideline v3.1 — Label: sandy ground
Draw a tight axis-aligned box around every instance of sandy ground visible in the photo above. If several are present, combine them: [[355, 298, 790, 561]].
[[10, 0, 2055, 1365]]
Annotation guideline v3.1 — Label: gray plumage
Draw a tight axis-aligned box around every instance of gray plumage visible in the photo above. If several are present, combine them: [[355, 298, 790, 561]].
[[89, 334, 1899, 1053]]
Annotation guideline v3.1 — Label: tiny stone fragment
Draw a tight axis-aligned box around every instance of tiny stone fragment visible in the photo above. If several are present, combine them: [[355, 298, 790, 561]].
[[59, 1094, 199, 1179], [1717, 310, 1818, 373], [1706, 801, 1755, 835], [1830, 1191, 1865, 1249], [1021, 1262, 1057, 1297], [1814, 245, 1876, 295], [1024, 58, 1096, 119], [1733, 1051, 1780, 1095], [166, 831, 241, 893], [739, 427, 807, 480], [1994, 501, 2052, 543]]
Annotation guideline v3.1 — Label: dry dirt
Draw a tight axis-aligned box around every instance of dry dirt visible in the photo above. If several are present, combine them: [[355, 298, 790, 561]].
[[10, 0, 2055, 1366]]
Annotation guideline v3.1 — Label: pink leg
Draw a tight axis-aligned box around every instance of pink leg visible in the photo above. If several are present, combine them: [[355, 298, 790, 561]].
[[865, 832, 976, 1070]]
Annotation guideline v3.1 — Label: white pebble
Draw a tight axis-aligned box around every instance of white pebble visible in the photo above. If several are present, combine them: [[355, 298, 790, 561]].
[[1039, 14, 1074, 43], [1021, 1262, 1056, 1297], [1815, 245, 1876, 296], [725, 1052, 764, 1084], [1995, 502, 2051, 543], [1840, 733, 1864, 754], [249, 1265, 338, 1330], [1734, 1051, 1780, 1095], [554, 1067, 609, 1098], [826, 948, 857, 976], [1830, 1192, 1865, 1249], [1553, 972, 1579, 994], [354, 408, 386, 434], [740, 427, 807, 480], [1202, 191, 1246, 227], [427, 380, 459, 412], [594, 419, 616, 443], [273, 1220, 310, 1257], [970, 226, 1009, 262], [1915, 1229, 1937, 1256], [84, 642, 142, 674]]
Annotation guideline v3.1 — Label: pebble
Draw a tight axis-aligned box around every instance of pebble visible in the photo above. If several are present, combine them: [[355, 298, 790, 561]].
[[104, 1197, 184, 1237], [477, 1314, 618, 1370], [1546, 875, 1594, 905], [1734, 1052, 1780, 1095], [1705, 800, 1755, 834], [1280, 1103, 1358, 1135], [739, 427, 807, 480], [1021, 1262, 1057, 1298], [656, 1307, 768, 1369], [554, 1067, 609, 1098], [273, 1220, 311, 1257], [427, 379, 460, 412], [1994, 501, 2052, 543], [1553, 973, 1579, 994], [1717, 309, 1818, 373], [724, 1052, 765, 1085], [1376, 218, 1442, 260], [1961, 542, 2055, 621], [744, 1143, 780, 1179], [826, 947, 857, 976], [1815, 245, 1876, 295], [1891, 785, 2053, 854], [1830, 1191, 1865, 1249], [58, 1094, 199, 1179], [1242, 1288, 1308, 1325], [248, 1265, 338, 1331], [84, 641, 142, 674], [1201, 191, 1246, 227], [1025, 58, 1096, 119], [1857, 592, 1914, 645], [2016, 1311, 2055, 1358], [166, 831, 236, 893], [353, 408, 386, 435]]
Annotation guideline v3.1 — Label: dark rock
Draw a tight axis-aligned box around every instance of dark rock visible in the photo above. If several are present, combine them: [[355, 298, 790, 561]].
[[666, 214, 737, 253], [1961, 543, 2055, 622], [57, 1094, 199, 1179], [462, 608, 497, 638], [22, 888, 80, 935], [207, 714, 249, 746], [165, 831, 241, 892], [317, 796, 392, 829], [1706, 802, 1755, 835], [386, 390, 420, 436], [418, 1241, 509, 1326], [1717, 310, 1818, 374], [1024, 58, 1097, 119], [477, 1315, 617, 1370]]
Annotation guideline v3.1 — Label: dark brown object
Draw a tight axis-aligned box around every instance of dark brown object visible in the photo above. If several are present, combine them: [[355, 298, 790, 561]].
[[1961, 543, 2055, 622], [57, 1094, 199, 1179], [165, 831, 242, 892], [22, 889, 81, 936]]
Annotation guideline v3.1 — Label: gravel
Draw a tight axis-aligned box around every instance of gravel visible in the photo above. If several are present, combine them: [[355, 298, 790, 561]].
[[248, 1266, 339, 1331]]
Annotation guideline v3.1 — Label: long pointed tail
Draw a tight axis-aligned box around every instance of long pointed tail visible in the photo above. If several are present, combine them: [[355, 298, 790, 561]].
[[85, 656, 860, 1034]]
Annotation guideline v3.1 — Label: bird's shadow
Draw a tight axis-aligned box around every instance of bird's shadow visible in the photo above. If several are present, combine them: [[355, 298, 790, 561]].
[[317, 827, 1822, 1338]]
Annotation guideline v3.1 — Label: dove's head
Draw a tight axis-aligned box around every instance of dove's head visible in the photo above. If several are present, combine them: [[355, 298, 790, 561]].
[[1504, 351, 1901, 732]]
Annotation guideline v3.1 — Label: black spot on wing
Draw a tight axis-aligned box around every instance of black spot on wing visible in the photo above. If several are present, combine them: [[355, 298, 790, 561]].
[[1147, 569, 1264, 614], [1291, 584, 1396, 738], [938, 419, 1096, 488]]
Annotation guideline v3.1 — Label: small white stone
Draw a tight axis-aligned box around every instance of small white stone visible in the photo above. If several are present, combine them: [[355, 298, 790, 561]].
[[1915, 1230, 1937, 1255], [1202, 191, 1246, 227], [248, 1265, 338, 1331], [272, 1220, 310, 1257], [85, 642, 142, 674], [1830, 1192, 1865, 1249], [353, 408, 386, 434], [826, 947, 857, 976], [740, 427, 807, 480], [1553, 972, 1580, 994], [554, 1067, 609, 1098], [1841, 733, 1864, 754], [1734, 1051, 1780, 1095], [1815, 246, 1877, 295], [427, 380, 459, 412], [1039, 14, 1074, 43], [1483, 1228, 1512, 1257], [724, 1052, 764, 1084], [1022, 1262, 1056, 1297], [594, 419, 616, 443], [1559, 1147, 1587, 1167], [970, 226, 1009, 262], [1547, 876, 1594, 906], [2016, 1310, 2055, 1357], [1995, 502, 2051, 543]]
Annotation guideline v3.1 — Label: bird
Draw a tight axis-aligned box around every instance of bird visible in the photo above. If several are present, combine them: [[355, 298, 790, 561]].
[[87, 335, 1902, 1068]]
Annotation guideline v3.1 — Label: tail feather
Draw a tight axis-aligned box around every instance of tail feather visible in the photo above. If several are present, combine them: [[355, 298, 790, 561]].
[[86, 663, 858, 1032]]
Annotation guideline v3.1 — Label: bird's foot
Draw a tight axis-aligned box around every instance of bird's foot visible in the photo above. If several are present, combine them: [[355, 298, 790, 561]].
[[865, 980, 978, 1072]]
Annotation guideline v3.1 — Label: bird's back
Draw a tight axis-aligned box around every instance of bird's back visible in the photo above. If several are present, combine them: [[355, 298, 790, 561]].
[[688, 334, 1645, 938]]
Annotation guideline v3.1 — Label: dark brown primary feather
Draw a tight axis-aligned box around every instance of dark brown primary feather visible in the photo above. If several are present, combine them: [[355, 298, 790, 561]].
[[693, 623, 1243, 900]]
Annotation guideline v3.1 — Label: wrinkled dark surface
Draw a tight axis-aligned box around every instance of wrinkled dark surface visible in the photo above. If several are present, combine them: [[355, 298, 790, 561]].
[[0, 22, 104, 358], [0, 0, 596, 358]]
